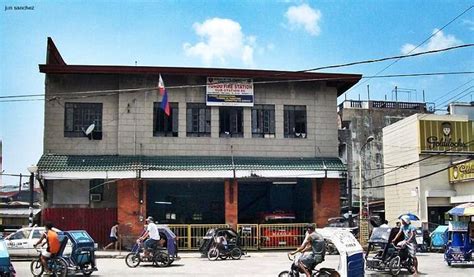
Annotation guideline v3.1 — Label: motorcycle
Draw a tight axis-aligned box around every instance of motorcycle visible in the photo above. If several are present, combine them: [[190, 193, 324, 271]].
[[388, 243, 416, 276], [277, 253, 339, 277]]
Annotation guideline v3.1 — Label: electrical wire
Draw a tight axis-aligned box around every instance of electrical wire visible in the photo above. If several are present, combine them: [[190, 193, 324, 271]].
[[299, 44, 474, 72], [356, 158, 473, 190], [346, 5, 474, 94], [1, 71, 473, 103]]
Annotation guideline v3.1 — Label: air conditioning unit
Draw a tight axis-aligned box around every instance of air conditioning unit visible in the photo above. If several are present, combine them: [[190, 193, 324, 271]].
[[90, 194, 102, 202]]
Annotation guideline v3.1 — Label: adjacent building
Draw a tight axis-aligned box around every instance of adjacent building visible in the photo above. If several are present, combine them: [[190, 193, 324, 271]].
[[37, 38, 362, 245], [383, 113, 473, 230], [337, 99, 433, 216]]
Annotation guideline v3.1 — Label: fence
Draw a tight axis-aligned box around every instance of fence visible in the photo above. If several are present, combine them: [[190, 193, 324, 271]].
[[141, 223, 309, 251]]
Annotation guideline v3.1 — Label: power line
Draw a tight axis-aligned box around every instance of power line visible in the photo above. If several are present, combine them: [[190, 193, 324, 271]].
[[431, 79, 474, 104], [355, 140, 474, 187], [346, 5, 474, 94], [1, 71, 473, 103], [300, 44, 474, 72], [357, 158, 472, 190]]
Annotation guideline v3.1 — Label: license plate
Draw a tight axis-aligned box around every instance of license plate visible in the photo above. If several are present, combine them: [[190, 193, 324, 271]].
[[278, 241, 287, 245]]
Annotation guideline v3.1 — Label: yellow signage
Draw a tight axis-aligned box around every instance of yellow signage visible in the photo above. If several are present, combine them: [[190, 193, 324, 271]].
[[449, 160, 474, 183], [419, 120, 473, 153]]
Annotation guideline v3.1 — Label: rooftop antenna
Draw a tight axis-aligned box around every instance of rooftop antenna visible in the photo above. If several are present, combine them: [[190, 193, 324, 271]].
[[82, 124, 95, 140]]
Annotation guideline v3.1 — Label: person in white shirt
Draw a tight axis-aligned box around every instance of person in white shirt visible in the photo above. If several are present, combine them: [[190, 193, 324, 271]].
[[103, 222, 120, 250], [137, 216, 160, 257]]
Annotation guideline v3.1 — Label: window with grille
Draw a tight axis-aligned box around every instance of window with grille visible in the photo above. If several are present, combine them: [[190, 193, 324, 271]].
[[186, 103, 211, 137], [252, 104, 275, 138], [64, 102, 103, 138], [219, 107, 243, 137], [284, 105, 307, 138], [153, 102, 178, 137]]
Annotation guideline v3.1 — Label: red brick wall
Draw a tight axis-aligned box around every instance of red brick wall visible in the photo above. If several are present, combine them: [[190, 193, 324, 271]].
[[117, 179, 147, 239], [225, 179, 238, 229], [312, 178, 340, 227]]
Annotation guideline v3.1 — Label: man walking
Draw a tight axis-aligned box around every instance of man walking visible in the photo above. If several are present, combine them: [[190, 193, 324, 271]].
[[103, 222, 120, 251]]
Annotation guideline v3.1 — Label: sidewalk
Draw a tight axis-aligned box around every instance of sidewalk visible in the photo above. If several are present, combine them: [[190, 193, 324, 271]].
[[95, 250, 282, 259]]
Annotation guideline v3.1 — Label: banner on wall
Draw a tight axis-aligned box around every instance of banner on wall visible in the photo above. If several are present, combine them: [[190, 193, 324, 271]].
[[206, 77, 254, 107]]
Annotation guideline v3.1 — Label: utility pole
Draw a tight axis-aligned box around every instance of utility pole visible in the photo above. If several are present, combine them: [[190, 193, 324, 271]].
[[27, 165, 38, 227]]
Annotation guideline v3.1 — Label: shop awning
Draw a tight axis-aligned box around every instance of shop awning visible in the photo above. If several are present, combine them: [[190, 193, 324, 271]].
[[37, 154, 345, 180]]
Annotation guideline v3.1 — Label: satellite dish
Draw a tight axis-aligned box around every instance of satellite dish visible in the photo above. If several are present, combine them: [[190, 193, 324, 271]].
[[85, 124, 95, 135]]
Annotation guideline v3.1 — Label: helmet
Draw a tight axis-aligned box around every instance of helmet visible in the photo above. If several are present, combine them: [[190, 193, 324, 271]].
[[146, 216, 154, 222], [401, 215, 411, 224]]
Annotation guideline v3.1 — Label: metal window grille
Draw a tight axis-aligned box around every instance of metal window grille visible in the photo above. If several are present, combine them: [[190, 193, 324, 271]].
[[219, 107, 243, 137], [153, 102, 178, 137], [64, 102, 103, 137], [252, 104, 275, 138], [284, 105, 307, 138], [186, 103, 211, 137]]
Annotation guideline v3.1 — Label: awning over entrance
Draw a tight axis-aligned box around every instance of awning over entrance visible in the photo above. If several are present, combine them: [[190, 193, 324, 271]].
[[37, 154, 345, 179]]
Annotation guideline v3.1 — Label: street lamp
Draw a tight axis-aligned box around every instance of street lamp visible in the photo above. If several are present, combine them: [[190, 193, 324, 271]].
[[27, 165, 38, 227], [359, 135, 374, 242]]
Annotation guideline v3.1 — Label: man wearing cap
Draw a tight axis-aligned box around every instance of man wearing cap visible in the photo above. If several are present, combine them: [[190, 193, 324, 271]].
[[289, 224, 326, 277], [393, 215, 418, 275], [137, 216, 160, 258]]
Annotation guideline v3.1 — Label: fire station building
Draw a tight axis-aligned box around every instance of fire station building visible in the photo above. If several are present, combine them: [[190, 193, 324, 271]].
[[37, 38, 361, 244]]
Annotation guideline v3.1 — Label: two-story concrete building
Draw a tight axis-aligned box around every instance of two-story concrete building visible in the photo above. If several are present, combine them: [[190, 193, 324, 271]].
[[37, 38, 362, 245]]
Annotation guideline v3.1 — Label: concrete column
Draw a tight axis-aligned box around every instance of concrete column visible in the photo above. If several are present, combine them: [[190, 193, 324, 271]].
[[117, 179, 147, 238], [312, 178, 340, 227], [224, 179, 238, 229]]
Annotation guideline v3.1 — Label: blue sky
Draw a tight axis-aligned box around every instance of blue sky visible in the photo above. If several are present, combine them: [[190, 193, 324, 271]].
[[0, 0, 473, 185]]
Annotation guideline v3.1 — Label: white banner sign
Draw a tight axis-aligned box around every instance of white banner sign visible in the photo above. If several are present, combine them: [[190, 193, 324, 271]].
[[206, 77, 254, 107]]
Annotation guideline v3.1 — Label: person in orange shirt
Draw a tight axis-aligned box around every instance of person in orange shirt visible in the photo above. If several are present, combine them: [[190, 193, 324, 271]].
[[34, 222, 61, 274]]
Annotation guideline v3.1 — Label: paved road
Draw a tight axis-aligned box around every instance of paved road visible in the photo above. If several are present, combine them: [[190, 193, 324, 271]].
[[12, 252, 474, 276]]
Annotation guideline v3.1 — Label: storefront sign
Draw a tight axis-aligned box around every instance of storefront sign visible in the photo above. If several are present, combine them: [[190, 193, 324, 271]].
[[449, 160, 474, 183], [206, 77, 254, 107], [419, 120, 473, 153]]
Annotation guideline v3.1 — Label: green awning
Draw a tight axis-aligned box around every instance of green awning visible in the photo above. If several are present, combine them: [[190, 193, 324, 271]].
[[38, 154, 345, 179]]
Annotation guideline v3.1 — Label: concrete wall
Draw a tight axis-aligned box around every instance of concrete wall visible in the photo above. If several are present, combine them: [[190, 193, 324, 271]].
[[383, 114, 421, 225], [44, 74, 339, 158], [339, 105, 423, 200]]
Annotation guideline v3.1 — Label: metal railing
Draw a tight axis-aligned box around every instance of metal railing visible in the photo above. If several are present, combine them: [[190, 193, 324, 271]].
[[118, 223, 311, 250], [168, 224, 229, 250]]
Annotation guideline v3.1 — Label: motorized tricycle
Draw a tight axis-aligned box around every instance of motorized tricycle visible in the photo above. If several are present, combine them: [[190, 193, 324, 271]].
[[364, 227, 399, 274], [201, 228, 242, 261], [278, 228, 364, 277], [430, 225, 448, 252], [30, 230, 97, 276], [444, 221, 473, 266], [125, 224, 178, 268], [0, 236, 15, 277]]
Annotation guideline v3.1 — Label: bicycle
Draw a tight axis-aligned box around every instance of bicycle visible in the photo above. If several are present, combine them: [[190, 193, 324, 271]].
[[30, 248, 68, 277], [278, 253, 340, 277]]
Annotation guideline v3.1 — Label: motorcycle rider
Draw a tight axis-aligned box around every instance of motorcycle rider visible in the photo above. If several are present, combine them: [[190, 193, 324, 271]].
[[33, 222, 61, 275], [289, 224, 326, 277], [393, 215, 419, 275], [137, 216, 160, 258]]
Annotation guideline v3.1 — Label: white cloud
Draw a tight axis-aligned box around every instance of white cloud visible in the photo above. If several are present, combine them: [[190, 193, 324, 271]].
[[285, 3, 322, 36], [183, 18, 256, 66], [401, 29, 463, 55]]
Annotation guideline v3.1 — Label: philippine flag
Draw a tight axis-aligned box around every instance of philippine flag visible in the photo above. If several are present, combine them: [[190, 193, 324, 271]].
[[158, 74, 170, 116]]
